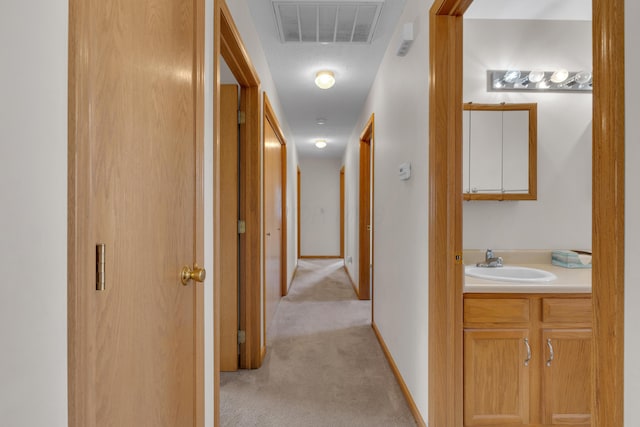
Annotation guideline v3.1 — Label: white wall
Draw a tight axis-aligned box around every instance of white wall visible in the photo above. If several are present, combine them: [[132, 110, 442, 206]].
[[0, 2, 68, 425], [463, 20, 592, 250], [344, 0, 430, 418], [625, 0, 640, 424], [299, 156, 341, 256]]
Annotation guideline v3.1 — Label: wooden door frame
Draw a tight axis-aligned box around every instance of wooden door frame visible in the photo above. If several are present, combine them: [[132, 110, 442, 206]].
[[358, 114, 374, 301], [340, 166, 345, 259], [428, 1, 625, 426], [67, 0, 206, 425], [262, 93, 288, 309], [263, 93, 288, 299], [214, 5, 262, 417], [297, 166, 301, 259]]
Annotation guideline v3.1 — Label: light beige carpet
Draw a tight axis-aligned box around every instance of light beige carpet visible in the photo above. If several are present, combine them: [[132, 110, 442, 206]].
[[220, 258, 417, 427]]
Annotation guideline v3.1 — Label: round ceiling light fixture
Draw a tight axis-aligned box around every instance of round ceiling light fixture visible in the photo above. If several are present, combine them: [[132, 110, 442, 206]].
[[315, 71, 335, 89], [315, 139, 327, 149]]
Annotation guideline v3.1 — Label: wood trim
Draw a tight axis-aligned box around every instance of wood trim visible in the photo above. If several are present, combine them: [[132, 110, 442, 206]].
[[372, 323, 427, 427], [68, 3, 94, 424], [430, 0, 624, 426], [263, 93, 288, 297], [428, 2, 465, 426], [592, 0, 625, 424], [358, 114, 374, 301], [340, 166, 345, 258], [297, 166, 301, 259], [193, 0, 206, 423], [212, 2, 221, 423], [216, 0, 263, 375], [300, 255, 342, 259], [282, 144, 288, 295], [462, 103, 537, 201]]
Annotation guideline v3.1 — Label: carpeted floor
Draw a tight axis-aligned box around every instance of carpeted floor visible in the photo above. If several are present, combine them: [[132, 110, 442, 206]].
[[220, 258, 416, 427]]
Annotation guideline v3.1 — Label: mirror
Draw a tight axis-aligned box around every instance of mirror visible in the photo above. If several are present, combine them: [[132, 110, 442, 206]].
[[463, 102, 537, 200]]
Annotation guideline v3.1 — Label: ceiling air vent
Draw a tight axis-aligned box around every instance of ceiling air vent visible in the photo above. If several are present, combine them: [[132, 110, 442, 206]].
[[273, 1, 384, 44]]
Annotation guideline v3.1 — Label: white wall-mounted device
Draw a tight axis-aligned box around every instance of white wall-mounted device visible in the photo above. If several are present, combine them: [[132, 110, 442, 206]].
[[398, 162, 411, 181], [396, 23, 414, 57]]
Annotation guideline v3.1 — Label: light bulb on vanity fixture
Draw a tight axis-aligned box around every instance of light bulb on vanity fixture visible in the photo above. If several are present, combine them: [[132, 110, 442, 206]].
[[314, 71, 335, 89], [488, 69, 592, 92]]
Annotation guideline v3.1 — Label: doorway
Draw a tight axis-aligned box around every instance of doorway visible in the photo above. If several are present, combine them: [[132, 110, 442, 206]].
[[358, 114, 374, 301], [214, 0, 263, 403], [428, 1, 625, 426]]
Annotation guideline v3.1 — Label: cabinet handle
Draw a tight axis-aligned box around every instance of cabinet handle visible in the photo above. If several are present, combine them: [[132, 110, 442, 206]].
[[546, 338, 554, 367], [524, 338, 531, 367]]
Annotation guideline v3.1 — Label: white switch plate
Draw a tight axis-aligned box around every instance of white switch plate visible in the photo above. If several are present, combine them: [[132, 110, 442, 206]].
[[398, 162, 411, 180]]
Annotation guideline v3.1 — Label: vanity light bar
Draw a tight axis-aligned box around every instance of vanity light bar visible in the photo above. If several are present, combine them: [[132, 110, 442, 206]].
[[488, 69, 593, 93]]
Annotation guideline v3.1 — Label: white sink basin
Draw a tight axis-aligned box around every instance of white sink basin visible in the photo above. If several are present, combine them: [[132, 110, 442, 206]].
[[465, 265, 557, 283]]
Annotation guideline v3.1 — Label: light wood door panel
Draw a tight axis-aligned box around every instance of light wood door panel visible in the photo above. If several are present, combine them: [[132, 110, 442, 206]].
[[74, 0, 201, 424], [220, 85, 239, 372], [541, 329, 592, 425], [264, 121, 282, 334], [464, 329, 530, 426]]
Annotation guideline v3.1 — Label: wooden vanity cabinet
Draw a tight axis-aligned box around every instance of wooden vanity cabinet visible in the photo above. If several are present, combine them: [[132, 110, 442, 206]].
[[463, 295, 592, 427]]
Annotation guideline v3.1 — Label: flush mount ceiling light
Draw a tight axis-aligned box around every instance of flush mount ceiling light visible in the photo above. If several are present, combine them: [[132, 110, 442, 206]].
[[488, 69, 592, 92], [315, 71, 335, 89], [315, 139, 327, 149], [316, 118, 326, 125]]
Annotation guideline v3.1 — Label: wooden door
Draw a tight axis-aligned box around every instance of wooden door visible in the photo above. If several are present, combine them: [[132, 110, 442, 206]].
[[264, 121, 283, 334], [220, 85, 239, 371], [340, 166, 345, 258], [464, 329, 530, 426], [68, 0, 203, 425], [541, 329, 592, 425], [358, 115, 374, 301]]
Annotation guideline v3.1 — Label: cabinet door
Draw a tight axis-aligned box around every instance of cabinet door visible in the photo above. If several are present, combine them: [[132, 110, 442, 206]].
[[541, 329, 592, 425], [464, 329, 530, 426], [502, 110, 529, 192], [468, 110, 503, 192]]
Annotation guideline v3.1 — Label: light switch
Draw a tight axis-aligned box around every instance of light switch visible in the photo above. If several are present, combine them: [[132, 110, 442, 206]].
[[398, 162, 411, 180]]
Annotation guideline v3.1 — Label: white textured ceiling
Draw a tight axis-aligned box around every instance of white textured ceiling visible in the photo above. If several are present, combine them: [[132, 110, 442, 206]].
[[246, 0, 407, 159], [245, 0, 591, 160]]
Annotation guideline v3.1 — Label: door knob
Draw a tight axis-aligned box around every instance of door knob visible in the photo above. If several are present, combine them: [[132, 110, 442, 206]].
[[181, 264, 206, 285]]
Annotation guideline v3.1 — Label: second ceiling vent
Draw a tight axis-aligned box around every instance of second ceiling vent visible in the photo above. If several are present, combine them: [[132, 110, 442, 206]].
[[273, 1, 384, 44]]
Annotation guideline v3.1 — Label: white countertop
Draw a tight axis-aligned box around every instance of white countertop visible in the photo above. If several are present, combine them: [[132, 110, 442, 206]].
[[463, 262, 592, 294]]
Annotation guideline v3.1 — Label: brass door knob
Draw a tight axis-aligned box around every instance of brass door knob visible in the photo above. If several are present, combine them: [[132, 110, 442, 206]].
[[181, 264, 206, 285]]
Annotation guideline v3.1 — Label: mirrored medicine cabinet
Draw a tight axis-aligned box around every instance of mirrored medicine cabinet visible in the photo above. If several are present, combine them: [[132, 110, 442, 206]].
[[463, 102, 537, 200]]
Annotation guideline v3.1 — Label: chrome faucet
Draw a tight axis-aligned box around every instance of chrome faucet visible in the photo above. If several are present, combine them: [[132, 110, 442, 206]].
[[477, 249, 503, 267]]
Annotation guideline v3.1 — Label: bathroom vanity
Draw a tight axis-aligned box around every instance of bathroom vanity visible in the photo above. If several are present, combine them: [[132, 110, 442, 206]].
[[463, 252, 592, 426]]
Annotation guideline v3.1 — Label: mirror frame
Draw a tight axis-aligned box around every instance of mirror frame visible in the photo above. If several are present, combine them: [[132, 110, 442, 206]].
[[463, 102, 537, 201]]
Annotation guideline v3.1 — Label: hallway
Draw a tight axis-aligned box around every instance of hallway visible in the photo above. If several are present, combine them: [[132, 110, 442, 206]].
[[220, 259, 416, 426]]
